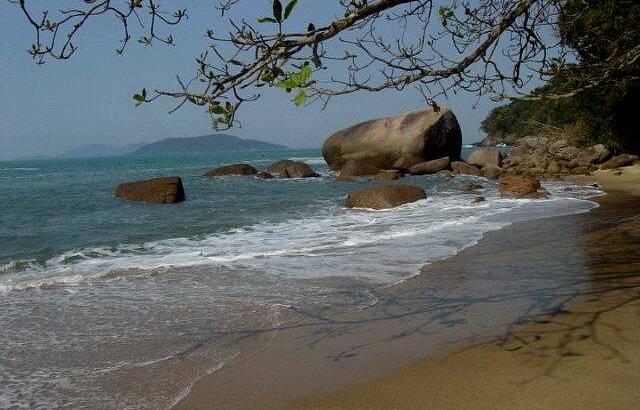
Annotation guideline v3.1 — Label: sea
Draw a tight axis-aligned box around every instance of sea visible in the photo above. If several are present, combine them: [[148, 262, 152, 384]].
[[0, 148, 603, 409]]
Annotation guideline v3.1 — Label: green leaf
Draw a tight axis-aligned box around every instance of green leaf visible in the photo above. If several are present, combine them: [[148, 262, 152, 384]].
[[299, 63, 311, 84], [273, 0, 283, 23], [284, 0, 297, 20], [209, 104, 226, 115], [276, 77, 297, 91], [133, 94, 145, 102], [293, 89, 307, 106], [257, 17, 277, 23]]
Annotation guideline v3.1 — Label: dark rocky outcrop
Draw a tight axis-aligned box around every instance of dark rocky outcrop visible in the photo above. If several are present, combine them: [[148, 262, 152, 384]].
[[374, 170, 401, 181], [205, 163, 258, 177], [501, 136, 614, 177], [600, 154, 639, 170], [116, 177, 185, 204], [266, 160, 320, 178], [451, 161, 481, 176], [408, 157, 451, 175], [346, 185, 427, 210], [499, 175, 547, 199], [467, 148, 503, 168], [339, 159, 380, 177], [323, 108, 462, 171]]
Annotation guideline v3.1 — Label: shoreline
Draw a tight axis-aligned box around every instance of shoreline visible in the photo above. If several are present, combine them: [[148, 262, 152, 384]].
[[289, 166, 640, 410], [177, 166, 640, 410]]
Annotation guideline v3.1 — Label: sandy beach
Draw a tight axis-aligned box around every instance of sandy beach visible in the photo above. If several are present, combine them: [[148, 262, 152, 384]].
[[292, 166, 640, 410], [176, 166, 640, 410]]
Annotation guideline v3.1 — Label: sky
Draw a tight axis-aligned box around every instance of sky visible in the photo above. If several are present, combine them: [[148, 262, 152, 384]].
[[0, 1, 510, 161]]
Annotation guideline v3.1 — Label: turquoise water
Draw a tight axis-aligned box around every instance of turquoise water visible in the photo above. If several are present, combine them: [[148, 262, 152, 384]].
[[0, 148, 603, 408]]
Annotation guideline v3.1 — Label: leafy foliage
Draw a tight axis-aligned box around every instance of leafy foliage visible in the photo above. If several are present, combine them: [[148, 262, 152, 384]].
[[482, 0, 640, 153]]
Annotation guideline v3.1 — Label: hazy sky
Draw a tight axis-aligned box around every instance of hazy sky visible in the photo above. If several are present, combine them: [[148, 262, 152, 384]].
[[1, 1, 512, 160]]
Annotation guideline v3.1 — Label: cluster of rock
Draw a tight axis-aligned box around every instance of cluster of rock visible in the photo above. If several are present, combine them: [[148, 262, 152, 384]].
[[115, 159, 319, 204], [204, 159, 320, 179], [499, 136, 638, 177]]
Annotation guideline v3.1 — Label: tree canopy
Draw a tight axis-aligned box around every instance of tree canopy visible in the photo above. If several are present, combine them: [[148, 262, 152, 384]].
[[482, 0, 640, 153], [9, 0, 639, 140]]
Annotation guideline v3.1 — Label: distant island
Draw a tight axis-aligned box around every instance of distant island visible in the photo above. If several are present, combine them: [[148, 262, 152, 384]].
[[60, 142, 147, 159], [56, 134, 287, 159], [131, 134, 287, 156]]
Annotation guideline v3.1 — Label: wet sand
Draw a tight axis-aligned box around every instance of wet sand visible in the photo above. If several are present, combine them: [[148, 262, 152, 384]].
[[177, 166, 640, 410]]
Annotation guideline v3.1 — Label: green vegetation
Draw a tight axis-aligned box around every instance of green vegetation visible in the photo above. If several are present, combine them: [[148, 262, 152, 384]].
[[482, 0, 640, 153]]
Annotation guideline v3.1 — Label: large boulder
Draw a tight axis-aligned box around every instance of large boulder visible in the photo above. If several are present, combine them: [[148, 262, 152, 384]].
[[323, 108, 462, 171], [600, 154, 639, 170], [340, 159, 380, 177], [467, 148, 503, 168], [451, 161, 481, 176], [499, 175, 547, 199], [346, 185, 426, 210], [266, 160, 320, 178], [409, 157, 451, 175], [205, 163, 257, 177], [116, 177, 185, 204]]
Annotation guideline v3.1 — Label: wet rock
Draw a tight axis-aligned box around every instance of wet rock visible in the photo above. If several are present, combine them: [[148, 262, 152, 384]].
[[255, 171, 274, 179], [473, 196, 486, 203], [451, 161, 481, 176], [116, 177, 185, 204], [374, 170, 401, 180], [409, 157, 451, 175], [346, 185, 426, 210], [266, 160, 320, 178], [437, 170, 454, 179], [499, 175, 548, 199], [205, 163, 257, 177]]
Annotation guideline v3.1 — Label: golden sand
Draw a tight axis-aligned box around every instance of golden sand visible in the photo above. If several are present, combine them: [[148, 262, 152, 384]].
[[291, 166, 640, 410]]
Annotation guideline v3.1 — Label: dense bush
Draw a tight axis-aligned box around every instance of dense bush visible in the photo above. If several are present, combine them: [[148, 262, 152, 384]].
[[482, 0, 640, 153]]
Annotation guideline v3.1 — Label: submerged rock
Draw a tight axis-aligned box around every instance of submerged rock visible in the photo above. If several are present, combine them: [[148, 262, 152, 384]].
[[266, 160, 320, 178], [116, 177, 185, 204], [205, 163, 258, 177], [346, 185, 426, 210], [323, 108, 462, 171]]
